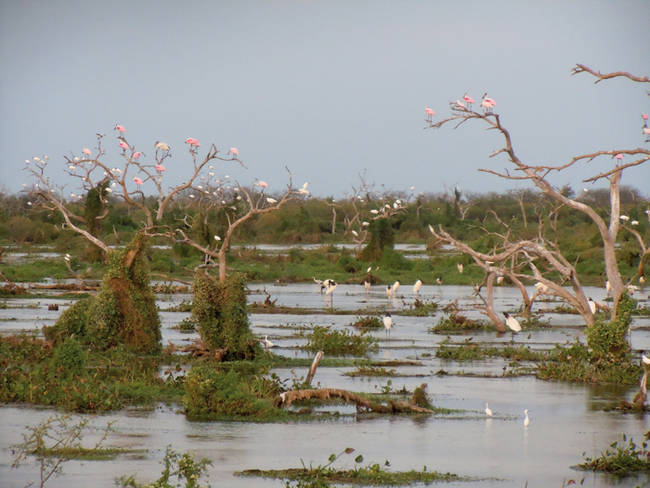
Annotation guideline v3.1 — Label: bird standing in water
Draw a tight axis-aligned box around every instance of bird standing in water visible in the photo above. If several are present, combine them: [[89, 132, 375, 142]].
[[383, 312, 393, 340]]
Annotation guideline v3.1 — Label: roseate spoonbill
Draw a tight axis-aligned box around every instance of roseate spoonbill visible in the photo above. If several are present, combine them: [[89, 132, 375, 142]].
[[644, 127, 650, 141], [185, 137, 200, 147], [643, 113, 648, 125], [155, 141, 170, 151], [615, 153, 623, 162], [82, 148, 91, 156], [463, 93, 475, 110], [481, 94, 496, 114], [115, 124, 126, 133], [256, 181, 268, 188], [133, 151, 142, 159], [383, 312, 393, 339], [229, 147, 239, 157], [425, 107, 435, 121], [588, 297, 597, 314], [457, 263, 464, 274], [485, 403, 492, 417], [454, 99, 466, 110], [413, 279, 422, 294], [133, 177, 143, 186], [503, 312, 521, 332], [524, 409, 530, 427], [155, 164, 166, 173], [119, 140, 129, 150]]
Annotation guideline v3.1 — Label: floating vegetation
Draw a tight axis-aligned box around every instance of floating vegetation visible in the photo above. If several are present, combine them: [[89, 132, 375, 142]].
[[429, 312, 487, 333], [577, 433, 650, 475], [436, 339, 546, 362], [176, 317, 197, 333], [161, 300, 192, 312], [344, 367, 397, 377], [304, 326, 378, 356], [349, 315, 383, 329], [400, 298, 438, 316], [236, 448, 468, 486]]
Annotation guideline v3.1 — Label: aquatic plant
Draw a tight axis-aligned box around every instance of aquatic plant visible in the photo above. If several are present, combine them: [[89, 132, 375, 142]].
[[305, 326, 377, 356], [349, 316, 383, 330], [577, 433, 650, 475]]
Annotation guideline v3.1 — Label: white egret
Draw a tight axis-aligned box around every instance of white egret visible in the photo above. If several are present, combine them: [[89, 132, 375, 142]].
[[413, 279, 422, 294], [631, 220, 639, 226], [392, 281, 401, 294], [457, 263, 464, 274], [642, 352, 650, 366], [383, 312, 393, 339], [524, 409, 530, 427], [620, 215, 630, 222], [587, 297, 597, 314], [535, 282, 549, 294], [503, 312, 521, 332], [485, 403, 492, 417], [266, 197, 278, 204], [496, 276, 504, 285], [606, 280, 611, 295], [366, 266, 372, 273]]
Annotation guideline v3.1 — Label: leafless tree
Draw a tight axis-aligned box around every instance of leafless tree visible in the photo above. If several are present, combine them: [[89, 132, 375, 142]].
[[426, 64, 650, 321]]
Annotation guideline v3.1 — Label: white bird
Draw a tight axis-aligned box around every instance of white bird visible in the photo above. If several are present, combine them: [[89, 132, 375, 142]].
[[587, 297, 597, 314], [364, 280, 371, 293], [325, 281, 337, 295], [503, 312, 521, 332], [413, 279, 422, 294], [386, 285, 393, 299], [266, 197, 278, 204], [631, 220, 639, 226], [534, 282, 549, 294], [214, 235, 221, 241], [383, 312, 393, 339], [366, 266, 372, 273], [641, 352, 650, 366], [351, 230, 359, 237], [620, 215, 630, 222], [392, 281, 400, 294], [436, 277, 443, 285], [496, 276, 504, 285], [627, 284, 639, 295], [485, 403, 493, 417], [524, 409, 530, 427], [457, 263, 464, 274], [261, 335, 275, 349], [320, 278, 336, 293], [606, 280, 611, 295], [640, 276, 646, 284], [155, 141, 170, 152]]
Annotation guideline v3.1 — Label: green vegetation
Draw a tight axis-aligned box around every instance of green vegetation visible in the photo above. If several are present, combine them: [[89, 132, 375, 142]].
[[192, 272, 258, 360], [43, 233, 162, 354], [118, 447, 211, 488], [436, 340, 547, 362], [349, 315, 383, 329], [577, 434, 650, 475], [305, 326, 378, 356], [236, 448, 467, 486], [400, 297, 438, 316], [430, 312, 488, 333]]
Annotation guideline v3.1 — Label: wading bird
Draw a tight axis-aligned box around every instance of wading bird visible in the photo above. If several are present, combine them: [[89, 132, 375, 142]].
[[383, 312, 393, 339], [260, 335, 275, 350], [185, 137, 200, 147], [392, 281, 400, 294], [587, 297, 597, 314], [642, 352, 650, 365], [115, 124, 126, 133], [485, 403, 492, 417], [413, 279, 422, 294], [425, 107, 435, 121], [524, 409, 530, 427], [503, 312, 521, 333], [463, 93, 475, 110], [457, 263, 464, 274], [364, 280, 371, 293], [436, 277, 443, 285], [386, 285, 393, 300]]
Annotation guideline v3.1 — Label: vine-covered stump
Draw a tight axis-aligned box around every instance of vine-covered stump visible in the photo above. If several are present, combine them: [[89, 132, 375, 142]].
[[192, 272, 258, 360], [43, 233, 161, 354]]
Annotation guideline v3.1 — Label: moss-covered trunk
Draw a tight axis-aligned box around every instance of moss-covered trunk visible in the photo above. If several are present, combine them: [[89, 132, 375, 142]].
[[44, 233, 161, 354], [192, 271, 258, 360]]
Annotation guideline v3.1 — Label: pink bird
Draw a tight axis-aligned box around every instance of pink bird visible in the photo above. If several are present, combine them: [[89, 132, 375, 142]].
[[185, 137, 200, 147], [115, 124, 126, 133], [455, 99, 466, 110], [133, 177, 143, 185], [614, 153, 623, 163], [155, 164, 166, 173], [425, 107, 435, 121], [229, 147, 239, 157], [463, 93, 475, 109], [643, 113, 648, 122], [81, 148, 92, 156], [256, 180, 268, 188], [481, 94, 496, 114], [133, 151, 142, 159], [119, 140, 129, 150]]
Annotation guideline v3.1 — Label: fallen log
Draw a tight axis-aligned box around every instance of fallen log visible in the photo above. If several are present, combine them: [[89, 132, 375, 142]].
[[277, 388, 433, 414]]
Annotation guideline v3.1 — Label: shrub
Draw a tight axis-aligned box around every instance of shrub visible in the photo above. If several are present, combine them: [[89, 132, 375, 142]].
[[305, 326, 377, 356]]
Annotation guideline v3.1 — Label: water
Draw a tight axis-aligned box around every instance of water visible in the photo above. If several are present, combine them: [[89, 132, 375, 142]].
[[1, 284, 649, 487]]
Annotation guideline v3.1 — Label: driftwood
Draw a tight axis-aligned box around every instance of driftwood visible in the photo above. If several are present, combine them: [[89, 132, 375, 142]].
[[305, 351, 324, 385], [276, 388, 434, 414]]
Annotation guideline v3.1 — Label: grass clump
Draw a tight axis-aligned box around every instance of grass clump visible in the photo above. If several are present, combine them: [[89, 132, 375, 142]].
[[401, 298, 438, 316], [305, 326, 378, 356], [237, 448, 466, 486], [184, 364, 287, 421], [344, 367, 397, 377], [577, 433, 650, 475], [430, 312, 486, 333], [349, 316, 383, 330]]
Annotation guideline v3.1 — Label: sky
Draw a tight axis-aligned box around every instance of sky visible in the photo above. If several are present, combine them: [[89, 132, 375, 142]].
[[1, 0, 648, 199]]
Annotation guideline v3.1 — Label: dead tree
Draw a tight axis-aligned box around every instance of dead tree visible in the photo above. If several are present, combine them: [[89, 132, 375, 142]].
[[427, 64, 650, 320]]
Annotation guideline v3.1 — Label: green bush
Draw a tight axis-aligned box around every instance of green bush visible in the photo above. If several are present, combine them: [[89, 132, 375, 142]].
[[305, 326, 377, 356], [50, 337, 87, 378]]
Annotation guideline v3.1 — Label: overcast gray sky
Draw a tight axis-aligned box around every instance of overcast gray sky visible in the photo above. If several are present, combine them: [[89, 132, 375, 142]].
[[1, 0, 648, 198]]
